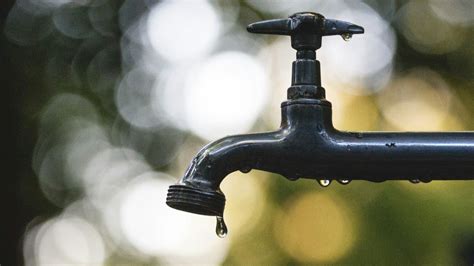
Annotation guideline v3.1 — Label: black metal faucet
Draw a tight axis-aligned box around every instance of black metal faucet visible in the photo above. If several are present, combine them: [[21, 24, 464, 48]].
[[166, 12, 474, 226]]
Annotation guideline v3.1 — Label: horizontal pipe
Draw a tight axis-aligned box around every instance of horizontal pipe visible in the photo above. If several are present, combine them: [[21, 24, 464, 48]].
[[273, 99, 474, 181], [304, 131, 474, 180]]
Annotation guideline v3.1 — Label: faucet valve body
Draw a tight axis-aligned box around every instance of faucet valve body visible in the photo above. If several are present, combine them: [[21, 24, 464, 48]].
[[288, 51, 324, 99]]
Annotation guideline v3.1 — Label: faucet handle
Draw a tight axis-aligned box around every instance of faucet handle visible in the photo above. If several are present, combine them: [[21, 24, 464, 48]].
[[247, 12, 364, 99], [247, 12, 364, 50]]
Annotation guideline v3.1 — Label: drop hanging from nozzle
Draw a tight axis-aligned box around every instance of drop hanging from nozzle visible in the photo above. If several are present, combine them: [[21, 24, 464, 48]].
[[215, 216, 228, 238], [247, 12, 364, 100]]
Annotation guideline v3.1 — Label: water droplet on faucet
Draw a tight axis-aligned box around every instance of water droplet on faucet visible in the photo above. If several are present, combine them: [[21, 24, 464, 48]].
[[341, 33, 352, 41], [338, 179, 351, 185], [240, 167, 251, 173], [215, 216, 228, 238], [318, 179, 331, 187]]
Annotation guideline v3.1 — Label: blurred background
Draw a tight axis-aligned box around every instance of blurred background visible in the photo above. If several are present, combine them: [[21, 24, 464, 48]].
[[1, 0, 473, 265]]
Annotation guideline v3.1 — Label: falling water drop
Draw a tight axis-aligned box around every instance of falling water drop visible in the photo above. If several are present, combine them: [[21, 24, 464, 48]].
[[338, 179, 351, 185], [215, 216, 228, 238], [410, 179, 420, 184], [318, 179, 331, 187], [341, 33, 352, 41]]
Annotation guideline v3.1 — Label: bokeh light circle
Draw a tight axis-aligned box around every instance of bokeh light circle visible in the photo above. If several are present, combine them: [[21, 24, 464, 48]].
[[81, 147, 150, 209], [147, 0, 220, 62], [377, 69, 455, 131], [396, 1, 466, 55], [184, 51, 269, 141], [116, 67, 163, 129], [34, 216, 106, 265], [320, 2, 396, 92], [4, 3, 53, 46], [429, 0, 474, 26], [274, 192, 356, 263]]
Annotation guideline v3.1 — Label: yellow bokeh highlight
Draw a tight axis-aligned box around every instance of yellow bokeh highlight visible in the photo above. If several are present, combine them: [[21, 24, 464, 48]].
[[327, 89, 380, 131], [378, 69, 455, 131], [398, 1, 467, 54], [274, 192, 356, 264]]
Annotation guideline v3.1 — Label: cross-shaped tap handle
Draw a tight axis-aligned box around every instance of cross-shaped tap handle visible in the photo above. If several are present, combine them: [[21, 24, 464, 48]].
[[247, 12, 364, 51]]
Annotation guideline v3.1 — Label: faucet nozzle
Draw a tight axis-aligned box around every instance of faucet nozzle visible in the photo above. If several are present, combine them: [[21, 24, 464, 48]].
[[166, 184, 225, 216]]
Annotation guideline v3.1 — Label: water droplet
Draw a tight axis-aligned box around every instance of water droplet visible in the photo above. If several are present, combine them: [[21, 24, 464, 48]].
[[286, 173, 300, 181], [240, 167, 251, 173], [318, 179, 331, 187], [215, 216, 228, 238], [338, 179, 351, 185], [410, 179, 420, 184], [341, 33, 352, 41]]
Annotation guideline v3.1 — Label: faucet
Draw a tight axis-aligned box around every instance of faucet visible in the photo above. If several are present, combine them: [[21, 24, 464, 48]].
[[166, 12, 474, 235]]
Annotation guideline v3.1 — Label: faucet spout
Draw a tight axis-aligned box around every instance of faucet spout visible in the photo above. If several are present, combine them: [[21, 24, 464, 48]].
[[166, 128, 288, 217], [166, 98, 330, 216]]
